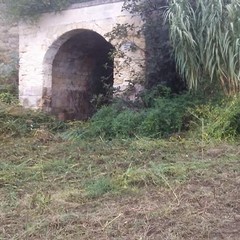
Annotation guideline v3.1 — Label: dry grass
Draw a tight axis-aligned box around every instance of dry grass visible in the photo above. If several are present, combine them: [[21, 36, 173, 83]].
[[0, 134, 240, 239]]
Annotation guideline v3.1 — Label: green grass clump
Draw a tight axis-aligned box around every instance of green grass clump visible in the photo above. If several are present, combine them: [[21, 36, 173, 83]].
[[139, 97, 187, 137], [0, 92, 18, 104], [2, 85, 240, 142], [68, 89, 240, 141], [67, 89, 200, 139], [189, 97, 240, 140], [85, 176, 116, 199], [0, 102, 67, 137], [111, 110, 144, 137]]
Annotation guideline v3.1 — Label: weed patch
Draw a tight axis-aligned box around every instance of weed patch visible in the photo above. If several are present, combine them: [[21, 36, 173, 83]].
[[0, 103, 67, 137], [1, 88, 240, 239], [189, 97, 240, 140], [85, 176, 116, 199], [64, 89, 240, 140]]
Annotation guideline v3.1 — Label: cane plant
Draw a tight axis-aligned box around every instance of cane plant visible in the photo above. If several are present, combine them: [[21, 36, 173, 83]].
[[166, 0, 240, 95]]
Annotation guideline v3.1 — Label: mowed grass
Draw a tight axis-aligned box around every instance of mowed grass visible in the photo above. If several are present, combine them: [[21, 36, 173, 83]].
[[0, 131, 239, 240]]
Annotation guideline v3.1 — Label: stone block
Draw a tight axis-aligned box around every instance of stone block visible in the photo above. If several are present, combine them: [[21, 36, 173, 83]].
[[18, 0, 145, 119]]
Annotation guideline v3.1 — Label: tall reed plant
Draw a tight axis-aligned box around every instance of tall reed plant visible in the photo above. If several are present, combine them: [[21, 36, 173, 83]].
[[166, 0, 240, 95]]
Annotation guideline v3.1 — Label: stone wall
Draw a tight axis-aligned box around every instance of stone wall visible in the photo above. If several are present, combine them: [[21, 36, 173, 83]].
[[19, 0, 145, 117], [0, 2, 18, 63], [0, 1, 19, 87]]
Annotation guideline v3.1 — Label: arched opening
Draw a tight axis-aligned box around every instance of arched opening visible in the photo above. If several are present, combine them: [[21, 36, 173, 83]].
[[51, 29, 114, 120]]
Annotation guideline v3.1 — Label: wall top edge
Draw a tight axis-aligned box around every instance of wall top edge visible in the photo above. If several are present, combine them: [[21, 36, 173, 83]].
[[67, 0, 124, 10]]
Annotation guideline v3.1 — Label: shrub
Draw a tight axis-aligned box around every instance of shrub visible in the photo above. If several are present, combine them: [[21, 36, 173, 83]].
[[67, 90, 202, 139], [111, 110, 144, 137], [140, 85, 172, 108], [0, 92, 18, 104], [59, 86, 240, 141], [140, 98, 185, 137], [88, 105, 120, 137], [189, 97, 240, 140]]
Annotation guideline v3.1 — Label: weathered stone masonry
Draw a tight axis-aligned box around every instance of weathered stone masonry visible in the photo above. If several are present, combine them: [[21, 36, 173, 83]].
[[0, 2, 18, 64], [19, 0, 145, 120]]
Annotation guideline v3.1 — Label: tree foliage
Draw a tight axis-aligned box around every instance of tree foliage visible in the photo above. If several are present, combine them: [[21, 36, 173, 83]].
[[121, 0, 240, 95], [123, 0, 185, 92]]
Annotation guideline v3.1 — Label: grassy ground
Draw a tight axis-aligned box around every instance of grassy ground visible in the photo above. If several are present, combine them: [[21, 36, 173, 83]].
[[0, 130, 239, 239]]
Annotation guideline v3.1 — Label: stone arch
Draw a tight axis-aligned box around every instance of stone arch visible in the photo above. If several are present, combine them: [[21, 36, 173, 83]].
[[42, 29, 114, 120]]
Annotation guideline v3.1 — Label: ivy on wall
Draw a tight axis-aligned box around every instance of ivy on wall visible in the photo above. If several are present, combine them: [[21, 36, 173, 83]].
[[123, 0, 185, 91], [5, 0, 91, 21]]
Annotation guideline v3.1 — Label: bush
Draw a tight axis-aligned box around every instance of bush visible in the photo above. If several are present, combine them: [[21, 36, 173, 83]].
[[111, 110, 144, 137], [140, 97, 189, 137], [0, 92, 18, 104], [88, 105, 120, 137], [140, 85, 172, 108], [76, 89, 240, 140], [66, 90, 203, 139], [189, 97, 240, 140]]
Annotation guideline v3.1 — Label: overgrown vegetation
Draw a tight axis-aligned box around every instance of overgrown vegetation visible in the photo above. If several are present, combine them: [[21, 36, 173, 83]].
[[2, 0, 240, 140], [166, 0, 240, 95], [0, 53, 18, 94], [1, 106, 239, 239], [1, 0, 240, 238], [1, 84, 240, 141], [5, 0, 91, 21], [122, 0, 185, 90], [62, 85, 240, 140], [116, 0, 240, 95], [0, 101, 66, 137]]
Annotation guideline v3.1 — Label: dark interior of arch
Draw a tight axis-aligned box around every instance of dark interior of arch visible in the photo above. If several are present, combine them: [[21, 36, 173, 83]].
[[52, 30, 114, 120]]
